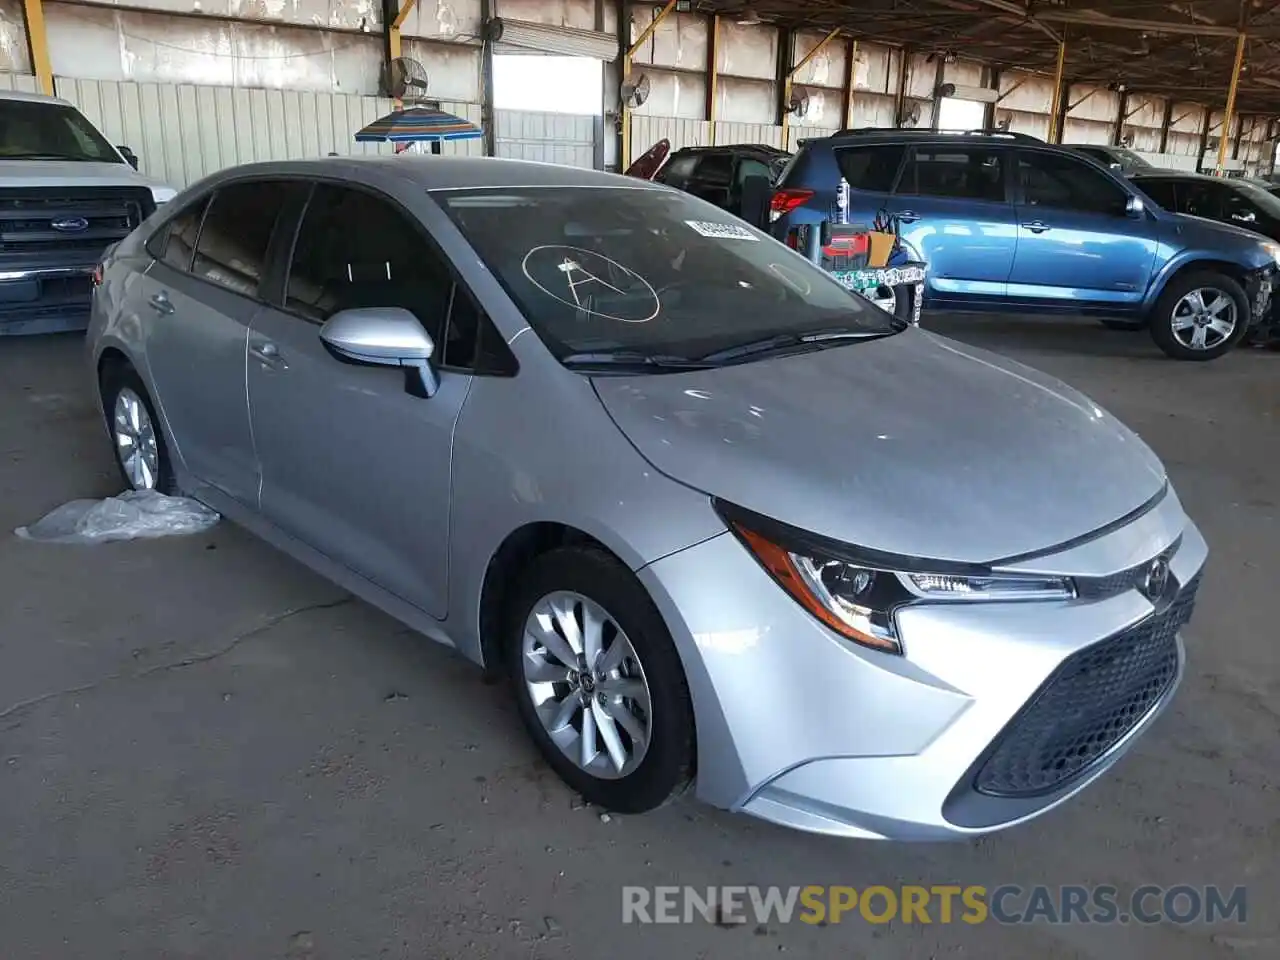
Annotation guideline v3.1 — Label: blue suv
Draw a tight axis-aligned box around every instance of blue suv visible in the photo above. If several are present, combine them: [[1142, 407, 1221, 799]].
[[771, 129, 1278, 361]]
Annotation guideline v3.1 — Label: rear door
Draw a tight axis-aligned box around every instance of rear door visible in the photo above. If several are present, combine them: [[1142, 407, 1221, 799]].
[[246, 182, 476, 619], [683, 151, 734, 209], [139, 179, 302, 504], [881, 143, 1018, 301], [1008, 148, 1159, 308]]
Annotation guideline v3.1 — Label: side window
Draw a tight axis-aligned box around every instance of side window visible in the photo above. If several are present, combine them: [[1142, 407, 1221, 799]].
[[285, 184, 458, 356], [1017, 151, 1128, 216], [897, 147, 1007, 202], [694, 152, 732, 185], [149, 196, 208, 272], [1221, 188, 1259, 225], [735, 157, 772, 188], [192, 180, 292, 296], [1178, 182, 1223, 220], [835, 144, 905, 192], [658, 154, 698, 184], [1136, 179, 1177, 210]]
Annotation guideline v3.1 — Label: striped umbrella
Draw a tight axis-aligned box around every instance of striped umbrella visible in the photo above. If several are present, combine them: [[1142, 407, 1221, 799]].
[[355, 106, 483, 144]]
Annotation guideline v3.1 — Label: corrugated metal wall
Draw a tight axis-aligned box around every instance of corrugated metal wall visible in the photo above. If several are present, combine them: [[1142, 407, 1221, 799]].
[[494, 110, 598, 168]]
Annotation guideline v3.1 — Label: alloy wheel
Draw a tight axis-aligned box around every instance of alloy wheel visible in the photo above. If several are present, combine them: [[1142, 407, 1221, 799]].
[[1171, 287, 1237, 351], [865, 283, 897, 316], [113, 387, 160, 490], [521, 590, 653, 780]]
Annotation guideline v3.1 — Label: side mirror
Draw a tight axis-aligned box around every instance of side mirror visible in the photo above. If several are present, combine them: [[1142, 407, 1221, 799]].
[[118, 145, 139, 170], [1125, 195, 1146, 218], [319, 306, 439, 398]]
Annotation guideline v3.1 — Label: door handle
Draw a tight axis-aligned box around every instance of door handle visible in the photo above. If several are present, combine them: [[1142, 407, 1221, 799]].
[[148, 291, 174, 315], [1023, 220, 1051, 234], [250, 341, 287, 370], [897, 210, 920, 223]]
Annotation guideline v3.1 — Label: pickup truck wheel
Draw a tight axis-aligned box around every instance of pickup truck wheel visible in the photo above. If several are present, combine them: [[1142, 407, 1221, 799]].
[[1149, 271, 1248, 361]]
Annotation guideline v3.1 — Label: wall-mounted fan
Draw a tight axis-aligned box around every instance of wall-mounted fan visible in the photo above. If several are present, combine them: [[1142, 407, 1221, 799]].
[[622, 72, 651, 109], [385, 56, 430, 102], [785, 87, 811, 120], [898, 102, 922, 128]]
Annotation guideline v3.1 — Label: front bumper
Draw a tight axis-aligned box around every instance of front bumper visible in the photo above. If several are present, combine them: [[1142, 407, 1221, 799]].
[[639, 487, 1207, 840], [1244, 264, 1274, 330], [0, 264, 98, 336]]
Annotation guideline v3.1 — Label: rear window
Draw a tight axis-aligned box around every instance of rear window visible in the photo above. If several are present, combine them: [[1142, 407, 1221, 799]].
[[834, 144, 905, 192]]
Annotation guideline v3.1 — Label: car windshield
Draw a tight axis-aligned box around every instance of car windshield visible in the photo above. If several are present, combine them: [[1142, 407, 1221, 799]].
[[439, 186, 899, 367], [0, 99, 123, 163], [1232, 179, 1280, 218]]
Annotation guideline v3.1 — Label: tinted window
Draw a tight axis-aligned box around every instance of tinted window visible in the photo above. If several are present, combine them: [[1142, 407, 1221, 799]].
[[735, 157, 772, 187], [285, 184, 454, 350], [1229, 180, 1280, 219], [694, 153, 732, 184], [192, 181, 292, 296], [0, 100, 122, 163], [1177, 181, 1223, 219], [1017, 151, 1128, 216], [835, 144, 904, 192], [1135, 179, 1177, 210], [440, 187, 897, 366], [898, 147, 1006, 202], [151, 197, 208, 272], [659, 154, 698, 182]]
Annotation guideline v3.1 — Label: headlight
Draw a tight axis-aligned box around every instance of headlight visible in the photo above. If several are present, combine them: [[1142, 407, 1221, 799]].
[[1260, 241, 1280, 267], [720, 502, 1075, 656]]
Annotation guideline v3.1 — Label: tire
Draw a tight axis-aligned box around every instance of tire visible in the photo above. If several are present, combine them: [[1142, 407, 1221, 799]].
[[1099, 317, 1146, 332], [1149, 271, 1250, 361], [99, 362, 176, 494], [861, 282, 915, 325], [505, 546, 694, 813]]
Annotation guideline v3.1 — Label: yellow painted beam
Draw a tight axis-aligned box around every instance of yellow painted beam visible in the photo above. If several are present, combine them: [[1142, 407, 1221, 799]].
[[392, 0, 419, 30], [1216, 32, 1247, 174], [21, 0, 54, 97], [622, 0, 678, 168], [1046, 39, 1066, 143], [783, 28, 840, 141]]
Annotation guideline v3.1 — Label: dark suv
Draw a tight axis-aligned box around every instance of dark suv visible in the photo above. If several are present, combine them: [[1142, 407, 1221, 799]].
[[649, 144, 790, 219], [771, 128, 1278, 360]]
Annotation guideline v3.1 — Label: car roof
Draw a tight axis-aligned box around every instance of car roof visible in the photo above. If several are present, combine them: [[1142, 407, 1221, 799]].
[[197, 156, 666, 192], [672, 144, 789, 157], [807, 128, 1043, 149], [1131, 171, 1219, 182], [0, 89, 75, 107]]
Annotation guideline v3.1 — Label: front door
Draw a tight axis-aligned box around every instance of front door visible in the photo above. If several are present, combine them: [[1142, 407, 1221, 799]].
[[881, 144, 1018, 301], [140, 180, 300, 504], [247, 183, 473, 619], [1008, 148, 1159, 308]]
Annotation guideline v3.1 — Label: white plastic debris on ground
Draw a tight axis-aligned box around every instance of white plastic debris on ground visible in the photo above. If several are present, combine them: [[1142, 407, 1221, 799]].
[[14, 490, 219, 544]]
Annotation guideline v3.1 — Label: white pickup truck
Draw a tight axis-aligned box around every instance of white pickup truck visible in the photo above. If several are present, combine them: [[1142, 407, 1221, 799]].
[[0, 89, 175, 335]]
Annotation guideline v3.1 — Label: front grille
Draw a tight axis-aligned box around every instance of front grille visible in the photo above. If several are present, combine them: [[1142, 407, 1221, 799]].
[[0, 186, 152, 259], [974, 573, 1201, 798]]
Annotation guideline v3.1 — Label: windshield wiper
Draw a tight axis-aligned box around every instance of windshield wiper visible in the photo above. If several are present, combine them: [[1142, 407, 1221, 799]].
[[560, 350, 714, 371], [697, 326, 897, 365]]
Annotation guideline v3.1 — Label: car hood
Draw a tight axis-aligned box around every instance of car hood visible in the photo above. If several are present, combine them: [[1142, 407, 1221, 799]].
[[0, 159, 175, 200], [592, 328, 1167, 564]]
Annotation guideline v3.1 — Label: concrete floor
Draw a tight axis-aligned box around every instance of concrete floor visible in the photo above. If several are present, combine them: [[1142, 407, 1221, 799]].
[[0, 319, 1276, 959]]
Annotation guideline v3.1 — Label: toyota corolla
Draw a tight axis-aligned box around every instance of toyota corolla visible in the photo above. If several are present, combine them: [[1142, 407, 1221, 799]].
[[86, 156, 1206, 840]]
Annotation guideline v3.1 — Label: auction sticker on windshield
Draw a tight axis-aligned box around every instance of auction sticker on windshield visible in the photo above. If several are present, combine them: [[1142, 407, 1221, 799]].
[[685, 220, 760, 241]]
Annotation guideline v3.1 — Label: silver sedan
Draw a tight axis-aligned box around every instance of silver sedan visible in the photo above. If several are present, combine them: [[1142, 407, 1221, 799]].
[[87, 157, 1206, 839]]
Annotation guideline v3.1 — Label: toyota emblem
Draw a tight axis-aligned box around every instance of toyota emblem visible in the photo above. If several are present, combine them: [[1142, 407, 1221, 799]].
[[1143, 557, 1171, 600]]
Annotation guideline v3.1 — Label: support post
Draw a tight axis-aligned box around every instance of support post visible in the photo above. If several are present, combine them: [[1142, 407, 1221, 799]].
[[1197, 107, 1212, 173], [984, 68, 1000, 130], [1232, 114, 1246, 161], [21, 0, 54, 95], [1047, 37, 1066, 143], [706, 13, 719, 144], [840, 37, 856, 130], [620, 0, 677, 170], [1216, 31, 1246, 174], [930, 54, 946, 130], [1158, 98, 1174, 153], [893, 48, 910, 127], [782, 27, 838, 141], [1111, 90, 1128, 146], [480, 0, 495, 157]]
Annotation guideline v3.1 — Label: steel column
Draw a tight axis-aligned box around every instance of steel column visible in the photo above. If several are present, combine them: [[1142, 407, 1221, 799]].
[[1216, 31, 1246, 174], [706, 14, 720, 144], [21, 0, 54, 96], [1047, 38, 1066, 143]]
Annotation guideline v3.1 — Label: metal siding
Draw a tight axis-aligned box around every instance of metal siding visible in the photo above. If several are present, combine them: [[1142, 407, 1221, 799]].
[[495, 108, 596, 169], [0, 72, 38, 92], [787, 124, 837, 153], [48, 76, 480, 186], [713, 121, 783, 150], [628, 115, 710, 164]]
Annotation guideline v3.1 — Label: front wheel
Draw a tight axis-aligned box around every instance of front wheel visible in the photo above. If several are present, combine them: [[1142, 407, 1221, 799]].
[[505, 547, 694, 813], [1149, 272, 1249, 361]]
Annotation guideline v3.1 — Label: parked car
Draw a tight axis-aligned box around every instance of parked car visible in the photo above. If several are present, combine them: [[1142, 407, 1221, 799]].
[[771, 128, 1279, 360], [89, 156, 1207, 840], [0, 89, 175, 336], [626, 141, 791, 221], [1065, 143, 1157, 176]]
